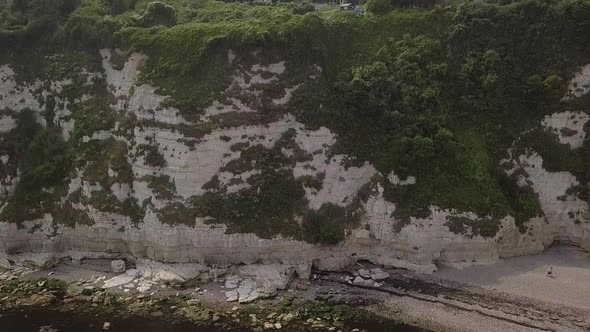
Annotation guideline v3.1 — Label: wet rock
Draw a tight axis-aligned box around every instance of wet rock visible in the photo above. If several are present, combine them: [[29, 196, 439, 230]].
[[111, 260, 126, 274], [102, 322, 111, 330]]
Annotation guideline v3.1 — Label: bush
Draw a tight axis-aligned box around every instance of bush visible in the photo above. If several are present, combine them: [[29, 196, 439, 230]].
[[0, 110, 70, 223], [132, 1, 177, 27], [137, 144, 167, 167], [366, 0, 391, 15], [303, 204, 347, 245], [293, 2, 315, 15], [60, 0, 120, 49], [12, 111, 69, 191], [543, 74, 564, 103]]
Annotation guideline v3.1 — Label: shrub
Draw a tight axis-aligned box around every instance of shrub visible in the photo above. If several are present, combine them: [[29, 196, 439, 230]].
[[60, 0, 121, 49], [303, 203, 347, 245], [132, 1, 177, 27], [293, 2, 315, 15], [543, 74, 564, 103], [366, 0, 391, 15], [137, 144, 167, 167]]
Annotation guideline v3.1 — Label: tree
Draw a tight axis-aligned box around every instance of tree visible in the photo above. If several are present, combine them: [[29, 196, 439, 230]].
[[133, 1, 177, 27], [348, 61, 391, 107], [366, 0, 391, 15], [543, 74, 563, 103]]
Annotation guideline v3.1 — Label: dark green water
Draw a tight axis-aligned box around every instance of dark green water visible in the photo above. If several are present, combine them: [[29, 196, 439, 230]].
[[0, 308, 426, 332], [0, 309, 225, 332]]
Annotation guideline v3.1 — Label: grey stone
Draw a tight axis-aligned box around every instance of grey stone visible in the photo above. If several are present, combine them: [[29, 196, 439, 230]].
[[111, 260, 126, 274], [125, 269, 140, 277], [369, 269, 389, 281], [352, 276, 365, 285], [357, 269, 370, 278], [225, 290, 238, 302]]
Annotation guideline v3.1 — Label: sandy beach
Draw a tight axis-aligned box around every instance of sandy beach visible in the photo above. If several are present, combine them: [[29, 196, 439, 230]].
[[434, 245, 590, 311], [317, 244, 590, 332]]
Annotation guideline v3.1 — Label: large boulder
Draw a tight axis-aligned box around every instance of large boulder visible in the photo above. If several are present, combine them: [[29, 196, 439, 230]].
[[111, 260, 126, 273]]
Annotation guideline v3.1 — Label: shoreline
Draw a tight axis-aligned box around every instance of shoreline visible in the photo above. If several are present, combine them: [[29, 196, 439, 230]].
[[1, 245, 589, 332], [0, 265, 419, 332]]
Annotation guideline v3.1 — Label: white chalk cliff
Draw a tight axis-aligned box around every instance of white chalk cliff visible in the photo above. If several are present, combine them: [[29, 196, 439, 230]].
[[0, 49, 588, 275]]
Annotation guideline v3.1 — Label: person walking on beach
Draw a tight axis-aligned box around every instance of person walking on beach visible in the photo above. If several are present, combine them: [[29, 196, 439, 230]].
[[546, 266, 555, 278]]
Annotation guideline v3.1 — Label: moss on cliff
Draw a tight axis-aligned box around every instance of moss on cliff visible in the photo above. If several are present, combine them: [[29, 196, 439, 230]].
[[136, 143, 167, 168], [142, 174, 176, 200], [516, 127, 589, 204], [518, 128, 587, 177], [0, 110, 70, 224], [82, 190, 143, 223], [53, 201, 94, 227], [445, 216, 501, 239], [1, 0, 589, 240], [78, 137, 134, 187]]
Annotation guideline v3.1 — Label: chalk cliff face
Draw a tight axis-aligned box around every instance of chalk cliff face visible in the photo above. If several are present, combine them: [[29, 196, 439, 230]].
[[0, 49, 588, 274]]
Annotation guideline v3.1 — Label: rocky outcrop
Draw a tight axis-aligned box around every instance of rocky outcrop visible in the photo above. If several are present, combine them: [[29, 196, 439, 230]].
[[0, 50, 588, 276]]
